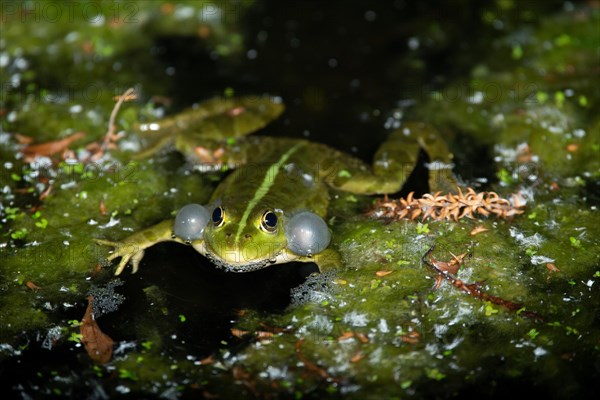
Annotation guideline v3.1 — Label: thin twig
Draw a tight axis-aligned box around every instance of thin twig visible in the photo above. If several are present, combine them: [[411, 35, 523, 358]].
[[102, 87, 136, 151], [421, 246, 543, 321]]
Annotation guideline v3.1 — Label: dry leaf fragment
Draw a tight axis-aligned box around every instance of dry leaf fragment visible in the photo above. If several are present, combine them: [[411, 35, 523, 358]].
[[15, 133, 34, 144], [434, 274, 443, 290], [430, 252, 464, 275], [355, 332, 369, 343], [375, 270, 393, 277], [350, 352, 365, 363], [337, 332, 354, 341], [470, 225, 489, 236], [256, 331, 274, 339], [39, 185, 52, 201], [401, 331, 421, 344], [80, 296, 114, 364], [26, 281, 42, 291], [231, 328, 249, 338], [199, 354, 215, 365], [22, 132, 85, 159], [99, 200, 107, 216], [546, 262, 560, 272]]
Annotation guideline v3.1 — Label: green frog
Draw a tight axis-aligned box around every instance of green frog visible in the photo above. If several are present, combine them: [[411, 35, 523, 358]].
[[97, 96, 455, 275]]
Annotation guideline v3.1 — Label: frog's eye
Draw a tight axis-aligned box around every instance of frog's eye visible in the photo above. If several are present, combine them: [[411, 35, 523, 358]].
[[260, 210, 278, 233], [212, 206, 225, 227]]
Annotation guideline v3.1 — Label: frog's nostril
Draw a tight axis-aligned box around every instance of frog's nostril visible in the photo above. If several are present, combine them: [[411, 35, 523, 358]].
[[244, 234, 252, 240]]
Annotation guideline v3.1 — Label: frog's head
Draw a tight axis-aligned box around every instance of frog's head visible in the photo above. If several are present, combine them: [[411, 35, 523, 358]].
[[201, 204, 290, 272], [174, 203, 331, 272]]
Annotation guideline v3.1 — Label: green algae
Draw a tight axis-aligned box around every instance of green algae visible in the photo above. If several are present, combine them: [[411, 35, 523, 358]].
[[1, 1, 599, 399]]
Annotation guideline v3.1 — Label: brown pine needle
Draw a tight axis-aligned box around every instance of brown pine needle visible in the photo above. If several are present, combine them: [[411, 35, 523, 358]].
[[470, 226, 489, 236]]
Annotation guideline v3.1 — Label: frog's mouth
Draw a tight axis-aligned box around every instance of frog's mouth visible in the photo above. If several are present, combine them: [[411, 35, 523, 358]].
[[192, 242, 300, 273], [203, 252, 279, 273], [192, 240, 299, 273]]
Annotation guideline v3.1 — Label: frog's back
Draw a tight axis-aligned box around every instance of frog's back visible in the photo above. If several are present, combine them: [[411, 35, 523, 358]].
[[209, 140, 329, 218]]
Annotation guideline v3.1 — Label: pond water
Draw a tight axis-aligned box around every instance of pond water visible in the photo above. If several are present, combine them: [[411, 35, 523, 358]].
[[1, 1, 599, 399]]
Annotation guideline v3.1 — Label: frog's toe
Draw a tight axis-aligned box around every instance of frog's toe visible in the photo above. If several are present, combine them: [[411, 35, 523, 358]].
[[130, 250, 145, 274], [95, 238, 117, 248], [114, 255, 131, 276]]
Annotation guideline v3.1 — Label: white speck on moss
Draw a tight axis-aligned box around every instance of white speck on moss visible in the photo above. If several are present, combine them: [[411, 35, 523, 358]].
[[530, 255, 554, 265], [343, 311, 368, 327], [510, 227, 544, 247], [378, 318, 389, 333], [99, 216, 120, 229]]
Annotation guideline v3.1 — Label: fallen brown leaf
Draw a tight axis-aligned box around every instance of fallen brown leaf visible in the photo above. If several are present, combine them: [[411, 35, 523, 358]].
[[355, 332, 369, 343], [375, 270, 393, 277], [39, 185, 52, 201], [15, 133, 33, 144], [255, 331, 274, 339], [80, 296, 114, 364], [231, 328, 249, 338], [401, 331, 421, 344], [430, 252, 464, 275], [99, 200, 107, 216], [434, 274, 443, 290], [546, 262, 560, 272], [337, 332, 354, 341], [23, 132, 85, 159], [199, 354, 214, 365], [470, 225, 489, 236], [26, 281, 42, 291]]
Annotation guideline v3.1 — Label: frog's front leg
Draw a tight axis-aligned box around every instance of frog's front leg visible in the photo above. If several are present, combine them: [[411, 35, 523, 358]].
[[96, 220, 183, 275], [297, 248, 343, 272]]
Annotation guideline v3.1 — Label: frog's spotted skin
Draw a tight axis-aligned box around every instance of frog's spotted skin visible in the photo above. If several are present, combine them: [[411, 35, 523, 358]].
[[97, 96, 456, 275]]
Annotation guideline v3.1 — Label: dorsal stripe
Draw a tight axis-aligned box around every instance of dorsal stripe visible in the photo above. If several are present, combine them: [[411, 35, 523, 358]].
[[234, 142, 304, 245]]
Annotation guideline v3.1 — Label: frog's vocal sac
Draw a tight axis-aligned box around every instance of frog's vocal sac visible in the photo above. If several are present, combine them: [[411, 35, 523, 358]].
[[96, 96, 456, 274]]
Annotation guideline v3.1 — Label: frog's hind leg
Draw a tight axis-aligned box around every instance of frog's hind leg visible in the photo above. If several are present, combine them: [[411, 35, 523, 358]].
[[133, 96, 285, 159], [323, 122, 457, 194]]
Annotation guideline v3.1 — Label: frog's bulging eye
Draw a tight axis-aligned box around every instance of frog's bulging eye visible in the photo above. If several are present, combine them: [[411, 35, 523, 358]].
[[260, 210, 278, 232], [212, 206, 225, 227]]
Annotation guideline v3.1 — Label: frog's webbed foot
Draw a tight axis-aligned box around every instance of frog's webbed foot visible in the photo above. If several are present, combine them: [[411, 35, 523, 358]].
[[95, 239, 146, 275], [95, 219, 185, 275]]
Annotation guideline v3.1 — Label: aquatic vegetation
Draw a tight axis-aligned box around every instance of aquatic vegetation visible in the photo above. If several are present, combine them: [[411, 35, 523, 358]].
[[0, 2, 598, 399]]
